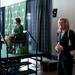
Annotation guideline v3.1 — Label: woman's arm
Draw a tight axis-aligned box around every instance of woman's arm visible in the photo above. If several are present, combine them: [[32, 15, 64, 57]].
[[14, 25, 23, 36]]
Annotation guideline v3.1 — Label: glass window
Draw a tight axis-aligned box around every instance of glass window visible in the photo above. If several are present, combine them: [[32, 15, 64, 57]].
[[5, 1, 26, 36]]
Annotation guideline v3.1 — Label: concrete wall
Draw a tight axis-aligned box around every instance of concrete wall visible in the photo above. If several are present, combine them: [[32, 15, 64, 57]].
[[51, 0, 75, 55]]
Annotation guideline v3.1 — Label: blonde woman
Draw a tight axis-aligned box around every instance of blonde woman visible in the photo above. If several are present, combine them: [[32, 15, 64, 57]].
[[55, 17, 75, 75]]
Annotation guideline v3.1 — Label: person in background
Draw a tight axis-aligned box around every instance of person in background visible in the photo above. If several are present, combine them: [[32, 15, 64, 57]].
[[6, 17, 23, 52], [55, 17, 75, 75]]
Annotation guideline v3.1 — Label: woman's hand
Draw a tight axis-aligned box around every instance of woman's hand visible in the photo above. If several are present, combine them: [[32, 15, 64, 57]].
[[9, 33, 14, 37], [55, 43, 64, 53]]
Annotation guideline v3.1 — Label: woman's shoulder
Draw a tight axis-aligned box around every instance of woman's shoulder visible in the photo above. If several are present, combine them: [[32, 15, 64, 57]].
[[69, 29, 74, 32], [19, 25, 23, 30], [69, 29, 75, 36]]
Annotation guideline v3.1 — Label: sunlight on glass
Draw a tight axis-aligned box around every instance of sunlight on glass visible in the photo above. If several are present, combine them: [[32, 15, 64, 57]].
[[1, 0, 27, 7], [27, 13, 31, 20]]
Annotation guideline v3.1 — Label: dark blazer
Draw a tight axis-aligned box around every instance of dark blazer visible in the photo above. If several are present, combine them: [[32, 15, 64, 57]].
[[57, 30, 75, 60]]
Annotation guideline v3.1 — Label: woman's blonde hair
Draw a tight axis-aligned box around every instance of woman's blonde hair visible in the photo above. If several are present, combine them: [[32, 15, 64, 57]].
[[58, 17, 69, 31]]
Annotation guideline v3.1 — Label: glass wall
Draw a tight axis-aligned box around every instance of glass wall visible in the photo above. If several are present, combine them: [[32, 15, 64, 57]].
[[26, 0, 41, 53], [5, 1, 26, 36], [26, 0, 52, 54], [0, 0, 52, 55]]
